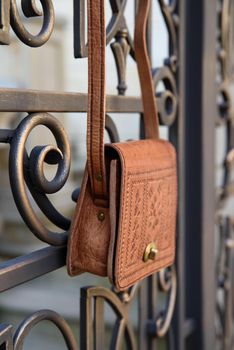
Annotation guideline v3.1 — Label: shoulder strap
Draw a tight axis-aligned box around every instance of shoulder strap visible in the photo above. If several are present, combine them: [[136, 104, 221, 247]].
[[87, 0, 159, 202], [134, 0, 159, 139]]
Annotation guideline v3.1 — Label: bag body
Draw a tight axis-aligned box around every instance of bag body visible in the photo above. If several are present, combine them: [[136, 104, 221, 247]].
[[67, 0, 177, 291]]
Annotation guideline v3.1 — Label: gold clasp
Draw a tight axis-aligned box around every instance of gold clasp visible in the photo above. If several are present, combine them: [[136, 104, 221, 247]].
[[143, 242, 158, 262]]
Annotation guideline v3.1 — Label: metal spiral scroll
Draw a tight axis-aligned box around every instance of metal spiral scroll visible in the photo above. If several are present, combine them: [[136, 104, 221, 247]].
[[9, 113, 71, 246], [10, 0, 54, 47], [13, 310, 77, 350]]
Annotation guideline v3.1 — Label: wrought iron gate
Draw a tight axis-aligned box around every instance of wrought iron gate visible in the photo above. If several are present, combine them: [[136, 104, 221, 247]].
[[0, 0, 232, 349]]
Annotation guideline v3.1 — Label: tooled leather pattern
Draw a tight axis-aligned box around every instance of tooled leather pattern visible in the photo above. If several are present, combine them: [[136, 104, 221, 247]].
[[110, 139, 177, 290]]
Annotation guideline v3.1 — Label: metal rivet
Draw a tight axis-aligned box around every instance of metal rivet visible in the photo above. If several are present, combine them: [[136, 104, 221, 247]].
[[143, 243, 158, 263], [95, 173, 103, 182], [97, 211, 105, 222]]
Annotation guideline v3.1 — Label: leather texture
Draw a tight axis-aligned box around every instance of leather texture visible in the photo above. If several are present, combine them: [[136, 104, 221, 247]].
[[67, 0, 178, 290], [107, 140, 177, 290], [134, 0, 159, 139], [87, 0, 108, 201], [67, 166, 110, 276]]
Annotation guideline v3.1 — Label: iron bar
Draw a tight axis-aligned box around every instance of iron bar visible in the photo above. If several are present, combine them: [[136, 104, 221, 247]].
[[0, 246, 66, 292], [0, 88, 168, 114]]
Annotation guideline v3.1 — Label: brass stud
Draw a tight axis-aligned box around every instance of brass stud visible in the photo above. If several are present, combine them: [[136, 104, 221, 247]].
[[143, 243, 158, 263], [97, 211, 105, 222], [95, 173, 103, 182]]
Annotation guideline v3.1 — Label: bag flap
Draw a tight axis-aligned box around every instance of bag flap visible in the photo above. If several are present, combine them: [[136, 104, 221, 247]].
[[107, 139, 177, 291]]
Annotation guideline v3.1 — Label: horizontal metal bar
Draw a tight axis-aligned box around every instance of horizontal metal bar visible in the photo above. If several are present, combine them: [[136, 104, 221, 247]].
[[0, 246, 66, 292], [0, 88, 145, 113]]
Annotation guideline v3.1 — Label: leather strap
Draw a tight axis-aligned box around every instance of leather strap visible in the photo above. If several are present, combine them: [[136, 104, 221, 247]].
[[87, 0, 159, 201], [134, 0, 159, 139], [87, 0, 107, 203]]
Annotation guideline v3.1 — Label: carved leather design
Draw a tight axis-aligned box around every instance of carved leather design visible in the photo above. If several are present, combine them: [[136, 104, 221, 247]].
[[67, 139, 177, 291], [108, 139, 177, 290], [66, 0, 178, 291]]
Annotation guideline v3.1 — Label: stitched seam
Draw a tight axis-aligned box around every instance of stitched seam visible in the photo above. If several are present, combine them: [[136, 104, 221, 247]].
[[127, 166, 175, 176], [116, 149, 127, 279], [89, 0, 94, 190], [99, 0, 104, 195]]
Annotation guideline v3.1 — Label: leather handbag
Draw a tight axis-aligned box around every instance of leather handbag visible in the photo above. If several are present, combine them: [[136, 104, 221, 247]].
[[67, 0, 177, 291]]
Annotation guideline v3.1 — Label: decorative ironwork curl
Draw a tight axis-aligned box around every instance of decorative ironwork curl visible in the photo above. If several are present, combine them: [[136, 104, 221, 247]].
[[111, 29, 130, 95], [81, 285, 139, 349], [9, 113, 71, 246], [74, 0, 134, 58], [13, 310, 77, 350], [10, 0, 54, 47], [156, 266, 177, 337], [147, 266, 176, 338], [153, 66, 178, 126], [0, 324, 13, 349], [105, 114, 120, 143], [158, 0, 179, 73]]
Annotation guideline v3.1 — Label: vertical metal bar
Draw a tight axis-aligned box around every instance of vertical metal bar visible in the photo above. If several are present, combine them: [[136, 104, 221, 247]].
[[147, 275, 158, 349], [80, 289, 93, 350], [184, 0, 216, 349], [94, 297, 105, 350], [73, 0, 87, 58], [138, 281, 148, 350], [223, 218, 233, 350], [172, 0, 186, 349], [0, 0, 10, 44]]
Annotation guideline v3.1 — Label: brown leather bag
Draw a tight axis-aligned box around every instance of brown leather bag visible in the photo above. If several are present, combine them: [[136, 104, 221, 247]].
[[67, 0, 177, 291]]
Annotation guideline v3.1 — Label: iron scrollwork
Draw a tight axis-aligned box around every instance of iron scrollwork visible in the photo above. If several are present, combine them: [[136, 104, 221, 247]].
[[0, 0, 55, 47], [0, 0, 180, 348], [147, 267, 177, 338], [8, 113, 71, 246], [0, 324, 13, 350], [4, 112, 120, 246], [0, 310, 77, 350], [80, 268, 176, 349]]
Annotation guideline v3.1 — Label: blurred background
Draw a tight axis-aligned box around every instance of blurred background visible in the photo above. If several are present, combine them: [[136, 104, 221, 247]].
[[0, 1, 232, 349], [0, 1, 170, 349]]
